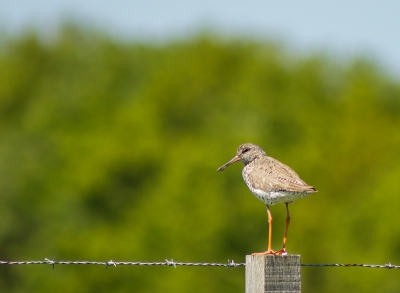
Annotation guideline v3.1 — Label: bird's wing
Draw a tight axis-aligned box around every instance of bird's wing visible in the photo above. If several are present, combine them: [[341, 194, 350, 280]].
[[247, 157, 316, 193]]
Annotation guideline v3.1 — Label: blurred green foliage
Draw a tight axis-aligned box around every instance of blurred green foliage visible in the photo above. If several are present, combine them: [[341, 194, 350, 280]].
[[1, 25, 400, 293]]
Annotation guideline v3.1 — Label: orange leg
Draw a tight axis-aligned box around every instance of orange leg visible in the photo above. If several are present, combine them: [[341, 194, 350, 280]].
[[275, 203, 290, 255], [252, 204, 275, 255]]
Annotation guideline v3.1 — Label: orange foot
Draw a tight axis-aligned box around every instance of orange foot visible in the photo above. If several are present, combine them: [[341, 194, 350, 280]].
[[273, 249, 287, 255], [251, 249, 287, 255], [251, 250, 275, 255]]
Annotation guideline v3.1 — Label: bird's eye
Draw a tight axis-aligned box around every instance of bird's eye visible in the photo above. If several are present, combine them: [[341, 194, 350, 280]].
[[242, 148, 250, 154]]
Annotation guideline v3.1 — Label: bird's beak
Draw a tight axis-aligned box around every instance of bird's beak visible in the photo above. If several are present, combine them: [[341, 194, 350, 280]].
[[217, 155, 241, 172]]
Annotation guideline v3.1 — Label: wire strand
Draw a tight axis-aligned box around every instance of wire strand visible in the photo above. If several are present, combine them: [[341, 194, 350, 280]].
[[1, 259, 399, 269]]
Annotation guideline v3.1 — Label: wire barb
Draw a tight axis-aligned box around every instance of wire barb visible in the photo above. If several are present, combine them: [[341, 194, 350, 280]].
[[227, 259, 238, 270], [165, 259, 176, 268], [44, 257, 56, 271], [106, 260, 117, 269], [385, 262, 393, 269]]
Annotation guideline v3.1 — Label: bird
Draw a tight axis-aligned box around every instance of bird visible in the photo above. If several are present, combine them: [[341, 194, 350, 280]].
[[217, 143, 317, 255]]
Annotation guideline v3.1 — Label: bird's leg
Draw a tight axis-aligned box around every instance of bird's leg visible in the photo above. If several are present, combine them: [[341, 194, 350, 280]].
[[266, 205, 274, 253], [252, 204, 275, 255], [275, 203, 290, 255]]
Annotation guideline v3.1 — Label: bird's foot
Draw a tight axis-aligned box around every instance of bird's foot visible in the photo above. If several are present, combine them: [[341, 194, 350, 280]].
[[251, 250, 276, 255], [273, 249, 287, 255], [251, 249, 287, 255]]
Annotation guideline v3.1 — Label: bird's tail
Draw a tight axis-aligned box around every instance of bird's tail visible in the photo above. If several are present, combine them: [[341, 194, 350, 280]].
[[305, 186, 317, 193]]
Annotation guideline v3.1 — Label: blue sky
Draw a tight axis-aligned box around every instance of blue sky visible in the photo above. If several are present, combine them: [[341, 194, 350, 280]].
[[2, 0, 400, 76]]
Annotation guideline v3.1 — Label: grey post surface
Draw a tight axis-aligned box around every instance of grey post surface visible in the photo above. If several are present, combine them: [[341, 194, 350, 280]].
[[245, 255, 301, 293]]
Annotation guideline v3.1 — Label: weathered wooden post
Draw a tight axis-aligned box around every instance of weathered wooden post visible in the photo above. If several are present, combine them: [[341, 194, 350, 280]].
[[245, 255, 301, 293]]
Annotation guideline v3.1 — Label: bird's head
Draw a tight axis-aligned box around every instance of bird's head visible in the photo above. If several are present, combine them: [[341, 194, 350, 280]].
[[217, 143, 266, 171]]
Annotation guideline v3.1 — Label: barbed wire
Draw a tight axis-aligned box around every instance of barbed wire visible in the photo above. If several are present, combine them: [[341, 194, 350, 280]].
[[0, 258, 244, 270], [301, 263, 400, 269], [0, 258, 399, 270]]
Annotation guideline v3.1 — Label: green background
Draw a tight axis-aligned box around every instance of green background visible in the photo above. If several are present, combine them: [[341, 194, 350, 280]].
[[1, 26, 400, 292]]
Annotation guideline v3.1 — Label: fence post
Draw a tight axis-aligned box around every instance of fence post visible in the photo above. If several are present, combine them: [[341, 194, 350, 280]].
[[245, 254, 301, 293]]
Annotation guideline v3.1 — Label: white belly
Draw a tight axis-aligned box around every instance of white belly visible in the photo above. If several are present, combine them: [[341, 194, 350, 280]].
[[250, 189, 309, 205]]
